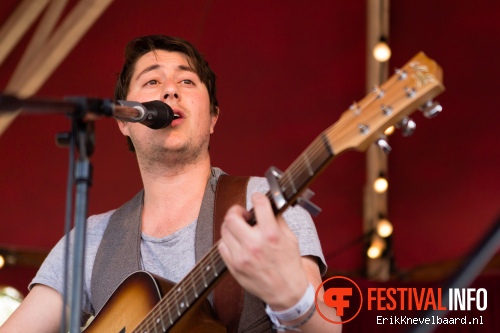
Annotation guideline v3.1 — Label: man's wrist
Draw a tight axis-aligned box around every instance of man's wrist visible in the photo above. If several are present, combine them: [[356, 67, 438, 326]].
[[265, 283, 316, 331]]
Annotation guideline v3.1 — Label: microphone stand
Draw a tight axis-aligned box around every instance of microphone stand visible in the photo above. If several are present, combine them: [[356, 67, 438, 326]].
[[64, 98, 94, 333], [0, 94, 113, 333]]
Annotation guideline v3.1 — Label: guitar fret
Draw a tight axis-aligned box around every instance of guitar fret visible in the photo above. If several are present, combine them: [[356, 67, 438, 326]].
[[191, 275, 199, 298], [202, 265, 208, 288], [303, 153, 314, 176], [153, 318, 158, 333], [156, 316, 165, 332], [210, 253, 219, 277], [175, 287, 182, 316], [286, 172, 297, 195], [168, 309, 174, 325], [182, 284, 190, 308]]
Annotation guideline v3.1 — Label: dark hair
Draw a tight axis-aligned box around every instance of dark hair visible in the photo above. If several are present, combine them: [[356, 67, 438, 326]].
[[114, 35, 219, 151]]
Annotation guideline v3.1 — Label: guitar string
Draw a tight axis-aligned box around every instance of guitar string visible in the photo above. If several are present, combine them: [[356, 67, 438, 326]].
[[134, 67, 422, 332]]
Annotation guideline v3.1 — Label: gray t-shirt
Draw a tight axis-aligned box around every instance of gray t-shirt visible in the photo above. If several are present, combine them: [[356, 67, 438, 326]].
[[30, 176, 326, 317]]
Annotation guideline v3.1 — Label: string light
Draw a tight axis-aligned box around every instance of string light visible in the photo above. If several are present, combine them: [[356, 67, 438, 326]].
[[367, 236, 386, 259], [377, 218, 393, 238], [365, 0, 393, 279], [373, 175, 388, 193], [373, 37, 391, 62]]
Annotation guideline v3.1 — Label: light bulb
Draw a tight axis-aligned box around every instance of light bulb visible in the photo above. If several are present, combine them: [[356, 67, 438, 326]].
[[377, 218, 393, 237], [373, 176, 388, 193], [373, 41, 391, 62], [367, 246, 381, 259], [367, 237, 386, 259]]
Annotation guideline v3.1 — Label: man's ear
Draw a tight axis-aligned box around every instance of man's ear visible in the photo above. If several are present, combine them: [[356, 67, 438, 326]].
[[210, 106, 219, 134], [116, 119, 130, 136]]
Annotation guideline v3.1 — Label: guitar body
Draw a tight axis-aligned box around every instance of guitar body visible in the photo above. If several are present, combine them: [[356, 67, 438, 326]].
[[83, 271, 226, 333]]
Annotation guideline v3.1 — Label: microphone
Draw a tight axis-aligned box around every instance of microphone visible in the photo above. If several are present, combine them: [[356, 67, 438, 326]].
[[114, 100, 175, 129], [0, 94, 175, 130]]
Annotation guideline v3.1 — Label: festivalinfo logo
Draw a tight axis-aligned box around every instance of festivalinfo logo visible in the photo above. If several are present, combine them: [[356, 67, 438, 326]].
[[315, 276, 487, 326]]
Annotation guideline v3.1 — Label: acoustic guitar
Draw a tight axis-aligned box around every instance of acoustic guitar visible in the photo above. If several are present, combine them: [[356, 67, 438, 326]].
[[83, 52, 445, 332]]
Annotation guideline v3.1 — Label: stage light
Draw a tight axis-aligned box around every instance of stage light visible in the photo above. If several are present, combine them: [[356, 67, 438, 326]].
[[373, 175, 388, 193], [377, 218, 393, 238], [373, 38, 391, 62], [0, 255, 4, 269]]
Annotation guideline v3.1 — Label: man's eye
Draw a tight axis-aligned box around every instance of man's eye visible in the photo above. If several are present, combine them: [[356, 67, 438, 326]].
[[182, 79, 194, 85], [145, 79, 158, 86]]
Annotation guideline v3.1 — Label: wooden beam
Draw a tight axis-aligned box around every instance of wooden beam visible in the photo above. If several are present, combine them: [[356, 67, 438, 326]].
[[0, 0, 114, 136], [14, 0, 70, 73], [364, 0, 391, 281], [0, 0, 50, 67], [6, 0, 114, 96]]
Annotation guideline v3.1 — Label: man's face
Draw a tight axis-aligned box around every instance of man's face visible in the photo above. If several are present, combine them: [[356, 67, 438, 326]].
[[118, 50, 218, 166]]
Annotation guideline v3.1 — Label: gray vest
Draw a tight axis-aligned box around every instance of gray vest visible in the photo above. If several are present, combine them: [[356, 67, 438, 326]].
[[91, 168, 273, 332]]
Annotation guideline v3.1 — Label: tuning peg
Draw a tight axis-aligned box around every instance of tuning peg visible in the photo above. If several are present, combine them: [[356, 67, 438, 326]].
[[404, 87, 416, 98], [372, 85, 385, 99], [419, 100, 442, 118], [395, 68, 408, 80], [397, 117, 416, 136], [350, 101, 361, 116], [380, 104, 393, 116], [376, 137, 392, 154]]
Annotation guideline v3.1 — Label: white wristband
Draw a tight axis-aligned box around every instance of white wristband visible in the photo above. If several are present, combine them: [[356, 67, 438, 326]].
[[265, 283, 315, 324]]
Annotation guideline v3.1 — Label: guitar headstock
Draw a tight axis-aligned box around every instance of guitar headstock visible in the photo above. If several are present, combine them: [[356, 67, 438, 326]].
[[327, 52, 445, 154]]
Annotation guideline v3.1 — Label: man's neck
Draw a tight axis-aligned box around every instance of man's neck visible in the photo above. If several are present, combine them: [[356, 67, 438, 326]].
[[139, 156, 213, 238]]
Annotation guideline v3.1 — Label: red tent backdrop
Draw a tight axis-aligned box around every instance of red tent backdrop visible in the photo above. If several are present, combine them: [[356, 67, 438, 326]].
[[0, 0, 499, 331]]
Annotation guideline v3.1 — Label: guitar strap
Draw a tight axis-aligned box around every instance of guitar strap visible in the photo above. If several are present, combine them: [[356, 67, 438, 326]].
[[213, 175, 249, 333]]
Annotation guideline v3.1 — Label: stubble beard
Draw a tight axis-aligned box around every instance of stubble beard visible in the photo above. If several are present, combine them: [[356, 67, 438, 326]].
[[136, 132, 211, 175]]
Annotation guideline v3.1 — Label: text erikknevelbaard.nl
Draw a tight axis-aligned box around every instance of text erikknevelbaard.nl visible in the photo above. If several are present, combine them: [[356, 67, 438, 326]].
[[376, 315, 483, 325]]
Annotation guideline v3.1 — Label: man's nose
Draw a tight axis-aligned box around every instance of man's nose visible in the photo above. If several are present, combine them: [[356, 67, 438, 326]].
[[163, 92, 179, 99], [162, 83, 179, 100]]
